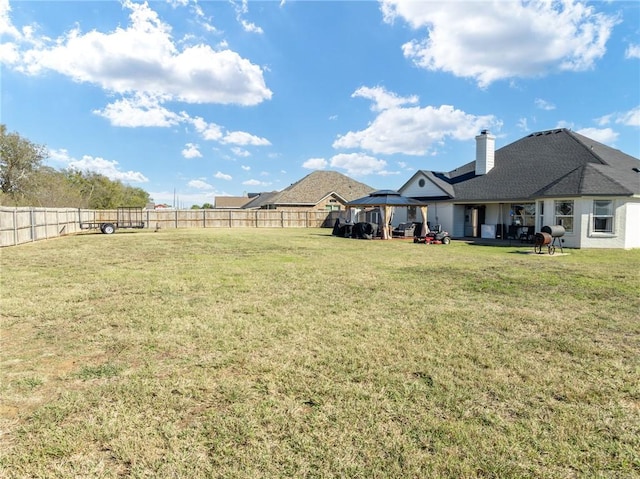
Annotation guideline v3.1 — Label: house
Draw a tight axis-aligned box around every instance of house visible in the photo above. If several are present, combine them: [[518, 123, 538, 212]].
[[395, 128, 640, 249], [244, 170, 376, 212]]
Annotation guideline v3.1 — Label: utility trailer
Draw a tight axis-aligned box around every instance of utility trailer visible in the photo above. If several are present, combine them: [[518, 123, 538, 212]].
[[80, 207, 145, 234]]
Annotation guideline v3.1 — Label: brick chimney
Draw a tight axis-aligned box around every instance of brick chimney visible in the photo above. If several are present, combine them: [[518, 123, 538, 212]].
[[475, 130, 496, 175]]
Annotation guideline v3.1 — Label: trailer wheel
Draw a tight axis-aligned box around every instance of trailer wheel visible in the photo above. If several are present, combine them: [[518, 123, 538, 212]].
[[102, 223, 116, 234], [442, 236, 451, 245]]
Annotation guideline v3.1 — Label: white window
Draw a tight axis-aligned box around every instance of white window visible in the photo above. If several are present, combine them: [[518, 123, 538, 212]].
[[510, 203, 535, 226], [554, 200, 574, 233], [592, 200, 614, 233]]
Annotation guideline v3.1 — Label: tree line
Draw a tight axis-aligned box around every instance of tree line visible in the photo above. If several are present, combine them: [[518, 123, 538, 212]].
[[0, 125, 150, 209]]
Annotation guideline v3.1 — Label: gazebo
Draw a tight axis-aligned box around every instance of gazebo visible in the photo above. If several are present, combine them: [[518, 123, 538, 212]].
[[346, 190, 428, 240]]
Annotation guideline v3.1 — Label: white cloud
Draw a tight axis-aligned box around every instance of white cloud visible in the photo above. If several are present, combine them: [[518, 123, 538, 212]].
[[595, 106, 640, 128], [302, 158, 328, 170], [352, 85, 419, 112], [576, 127, 618, 145], [231, 147, 251, 157], [517, 118, 529, 131], [8, 0, 272, 105], [0, 0, 21, 41], [188, 179, 213, 189], [190, 116, 224, 141], [182, 143, 202, 159], [335, 87, 500, 156], [535, 98, 556, 111], [214, 171, 233, 180], [167, 0, 189, 8], [615, 106, 640, 127], [242, 178, 270, 186], [329, 153, 387, 176], [48, 148, 148, 183], [222, 131, 271, 146], [625, 44, 640, 60], [241, 165, 251, 171], [94, 94, 183, 127], [241, 20, 263, 34], [233, 0, 264, 34], [381, 0, 617, 87]]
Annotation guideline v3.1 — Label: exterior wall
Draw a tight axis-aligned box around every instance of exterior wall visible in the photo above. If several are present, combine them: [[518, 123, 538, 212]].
[[314, 194, 344, 211], [392, 207, 409, 225], [577, 197, 640, 249], [401, 175, 446, 198], [528, 197, 637, 249], [429, 203, 454, 231], [388, 202, 454, 233], [624, 200, 640, 249], [452, 205, 466, 237]]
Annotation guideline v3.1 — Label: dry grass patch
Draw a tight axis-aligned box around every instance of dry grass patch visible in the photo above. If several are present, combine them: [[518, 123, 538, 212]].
[[1, 228, 639, 478]]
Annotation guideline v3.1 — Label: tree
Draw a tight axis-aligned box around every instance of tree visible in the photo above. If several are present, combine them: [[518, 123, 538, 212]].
[[0, 126, 151, 208], [0, 124, 47, 203], [24, 166, 85, 207], [64, 170, 150, 209]]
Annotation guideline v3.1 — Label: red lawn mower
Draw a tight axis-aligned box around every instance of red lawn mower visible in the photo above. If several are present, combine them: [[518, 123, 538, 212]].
[[413, 224, 451, 245]]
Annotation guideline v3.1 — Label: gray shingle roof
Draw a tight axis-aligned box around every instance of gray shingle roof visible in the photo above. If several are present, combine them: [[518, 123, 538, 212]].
[[445, 128, 639, 201], [265, 170, 376, 206], [242, 191, 280, 209], [347, 190, 428, 206]]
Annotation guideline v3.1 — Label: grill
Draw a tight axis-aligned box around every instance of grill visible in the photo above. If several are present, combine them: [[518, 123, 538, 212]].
[[534, 225, 565, 254]]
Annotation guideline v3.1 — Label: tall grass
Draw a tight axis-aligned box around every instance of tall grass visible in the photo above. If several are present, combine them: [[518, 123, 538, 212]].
[[1, 229, 639, 478]]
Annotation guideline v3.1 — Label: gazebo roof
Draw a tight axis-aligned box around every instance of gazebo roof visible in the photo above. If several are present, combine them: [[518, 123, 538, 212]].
[[346, 190, 428, 207]]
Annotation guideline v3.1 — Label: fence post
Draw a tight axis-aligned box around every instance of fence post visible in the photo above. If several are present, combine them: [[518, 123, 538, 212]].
[[30, 208, 35, 242], [13, 208, 17, 246]]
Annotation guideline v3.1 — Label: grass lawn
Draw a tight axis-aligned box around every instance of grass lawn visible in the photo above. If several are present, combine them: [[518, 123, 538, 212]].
[[1, 228, 639, 478]]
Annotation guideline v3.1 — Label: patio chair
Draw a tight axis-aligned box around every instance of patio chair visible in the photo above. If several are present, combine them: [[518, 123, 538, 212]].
[[392, 222, 416, 237]]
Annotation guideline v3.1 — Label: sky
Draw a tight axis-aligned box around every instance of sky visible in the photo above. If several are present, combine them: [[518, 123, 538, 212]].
[[1, 0, 639, 208]]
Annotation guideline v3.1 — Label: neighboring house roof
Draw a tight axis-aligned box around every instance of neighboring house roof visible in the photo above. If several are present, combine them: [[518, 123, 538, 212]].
[[215, 196, 252, 208], [255, 170, 376, 207], [242, 191, 280, 209], [407, 128, 640, 202]]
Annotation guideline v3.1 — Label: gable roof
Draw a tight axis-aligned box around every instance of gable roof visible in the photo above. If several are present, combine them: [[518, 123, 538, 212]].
[[410, 129, 639, 202], [261, 170, 376, 207]]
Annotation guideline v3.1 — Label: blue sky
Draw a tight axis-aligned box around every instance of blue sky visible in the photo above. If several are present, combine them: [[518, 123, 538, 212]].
[[1, 0, 639, 207]]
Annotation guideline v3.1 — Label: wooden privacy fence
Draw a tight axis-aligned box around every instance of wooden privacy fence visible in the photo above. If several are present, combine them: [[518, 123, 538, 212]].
[[0, 207, 340, 247]]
